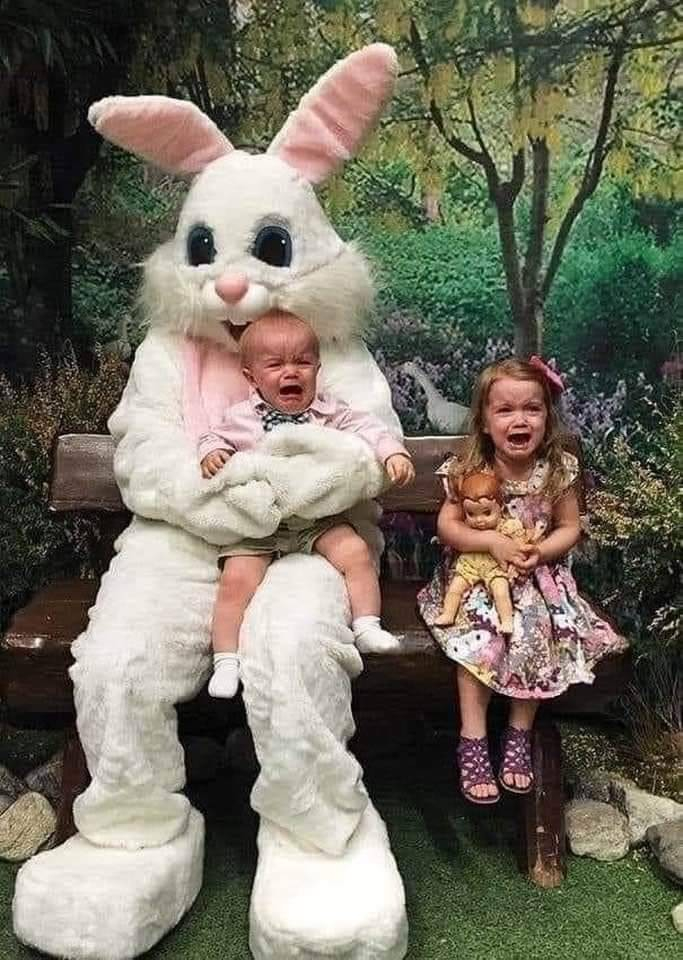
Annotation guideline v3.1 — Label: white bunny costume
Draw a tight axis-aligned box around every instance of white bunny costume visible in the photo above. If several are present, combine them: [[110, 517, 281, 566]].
[[12, 45, 408, 960]]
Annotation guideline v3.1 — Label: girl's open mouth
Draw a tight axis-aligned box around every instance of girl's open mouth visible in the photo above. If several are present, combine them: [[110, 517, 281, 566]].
[[507, 431, 531, 448]]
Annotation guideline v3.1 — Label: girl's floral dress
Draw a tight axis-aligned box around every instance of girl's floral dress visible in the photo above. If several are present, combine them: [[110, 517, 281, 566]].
[[417, 453, 628, 700]]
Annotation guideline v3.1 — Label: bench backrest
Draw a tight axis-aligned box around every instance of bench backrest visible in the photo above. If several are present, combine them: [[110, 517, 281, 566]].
[[49, 432, 584, 579], [50, 433, 584, 514], [49, 434, 466, 515]]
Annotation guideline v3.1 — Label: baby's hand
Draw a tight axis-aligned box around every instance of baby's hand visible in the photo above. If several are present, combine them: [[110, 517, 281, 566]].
[[385, 454, 415, 487], [201, 449, 232, 478]]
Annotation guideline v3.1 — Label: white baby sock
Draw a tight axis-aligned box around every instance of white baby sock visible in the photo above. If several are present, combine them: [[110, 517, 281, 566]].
[[208, 652, 240, 699], [352, 615, 402, 654]]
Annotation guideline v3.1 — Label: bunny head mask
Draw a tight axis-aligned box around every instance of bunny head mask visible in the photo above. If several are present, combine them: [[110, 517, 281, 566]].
[[88, 44, 398, 350]]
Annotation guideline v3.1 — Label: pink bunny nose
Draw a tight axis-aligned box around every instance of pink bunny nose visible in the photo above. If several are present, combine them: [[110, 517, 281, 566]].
[[215, 273, 249, 304]]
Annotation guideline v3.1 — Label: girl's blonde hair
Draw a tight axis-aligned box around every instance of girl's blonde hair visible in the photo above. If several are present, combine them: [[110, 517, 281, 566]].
[[451, 358, 569, 501]]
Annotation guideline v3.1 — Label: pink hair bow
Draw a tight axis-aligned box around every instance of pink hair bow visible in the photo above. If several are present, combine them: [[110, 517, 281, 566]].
[[529, 355, 565, 396]]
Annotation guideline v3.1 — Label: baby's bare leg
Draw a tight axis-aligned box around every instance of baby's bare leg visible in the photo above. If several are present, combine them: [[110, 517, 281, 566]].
[[315, 524, 399, 653], [212, 554, 273, 652], [210, 554, 272, 699], [315, 524, 379, 617], [489, 575, 514, 635], [433, 575, 470, 626]]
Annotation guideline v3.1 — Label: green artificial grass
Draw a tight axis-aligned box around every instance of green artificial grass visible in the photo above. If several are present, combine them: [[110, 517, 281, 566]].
[[0, 738, 680, 960]]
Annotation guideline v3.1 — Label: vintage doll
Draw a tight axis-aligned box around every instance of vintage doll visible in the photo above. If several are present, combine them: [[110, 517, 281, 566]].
[[433, 471, 541, 634], [198, 312, 415, 697], [418, 357, 628, 806]]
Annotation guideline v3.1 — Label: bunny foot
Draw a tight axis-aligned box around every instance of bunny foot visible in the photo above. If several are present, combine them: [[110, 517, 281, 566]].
[[249, 802, 408, 959], [13, 809, 204, 959]]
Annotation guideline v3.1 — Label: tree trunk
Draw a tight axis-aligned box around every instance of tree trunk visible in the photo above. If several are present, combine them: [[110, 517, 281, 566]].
[[515, 293, 544, 358], [495, 199, 526, 346], [422, 186, 442, 223]]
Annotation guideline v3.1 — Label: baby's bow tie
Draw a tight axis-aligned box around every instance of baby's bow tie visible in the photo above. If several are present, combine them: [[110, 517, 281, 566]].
[[260, 407, 311, 432]]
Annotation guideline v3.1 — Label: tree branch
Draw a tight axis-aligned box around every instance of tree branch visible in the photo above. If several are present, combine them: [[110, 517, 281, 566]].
[[542, 41, 626, 298], [408, 18, 487, 168], [498, 2, 525, 204], [381, 113, 432, 127], [464, 93, 496, 174]]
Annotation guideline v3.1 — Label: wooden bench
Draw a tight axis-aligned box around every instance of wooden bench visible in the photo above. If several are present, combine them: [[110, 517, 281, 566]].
[[0, 434, 630, 886]]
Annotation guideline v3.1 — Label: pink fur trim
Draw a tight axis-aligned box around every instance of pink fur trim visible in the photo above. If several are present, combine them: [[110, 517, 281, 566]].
[[268, 44, 398, 184], [182, 338, 249, 444], [88, 96, 233, 175]]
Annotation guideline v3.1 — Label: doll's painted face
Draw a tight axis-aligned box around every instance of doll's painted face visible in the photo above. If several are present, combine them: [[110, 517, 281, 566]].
[[462, 496, 502, 531], [241, 315, 320, 413]]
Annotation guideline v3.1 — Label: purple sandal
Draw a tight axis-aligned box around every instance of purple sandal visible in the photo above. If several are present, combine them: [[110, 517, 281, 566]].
[[456, 736, 500, 805], [499, 726, 534, 795]]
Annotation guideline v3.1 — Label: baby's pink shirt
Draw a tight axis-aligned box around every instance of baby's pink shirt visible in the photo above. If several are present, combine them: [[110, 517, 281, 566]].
[[198, 389, 409, 465]]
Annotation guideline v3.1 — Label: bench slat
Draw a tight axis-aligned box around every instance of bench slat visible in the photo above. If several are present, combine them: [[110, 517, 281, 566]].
[[50, 434, 123, 512], [49, 434, 465, 514], [1, 576, 630, 717]]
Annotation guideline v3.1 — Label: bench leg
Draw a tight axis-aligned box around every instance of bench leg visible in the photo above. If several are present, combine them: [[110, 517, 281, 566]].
[[54, 723, 90, 846], [519, 715, 566, 888]]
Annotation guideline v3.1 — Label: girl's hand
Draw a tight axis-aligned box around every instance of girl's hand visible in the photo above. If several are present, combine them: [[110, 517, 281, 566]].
[[386, 454, 415, 487], [201, 449, 232, 478], [488, 532, 528, 571], [510, 542, 542, 573]]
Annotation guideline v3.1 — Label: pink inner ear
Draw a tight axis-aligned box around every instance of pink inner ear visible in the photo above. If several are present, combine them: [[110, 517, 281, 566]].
[[88, 96, 233, 175], [269, 44, 398, 184]]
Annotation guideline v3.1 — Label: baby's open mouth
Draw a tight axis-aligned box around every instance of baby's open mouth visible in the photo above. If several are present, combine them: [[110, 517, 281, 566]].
[[279, 384, 303, 397]]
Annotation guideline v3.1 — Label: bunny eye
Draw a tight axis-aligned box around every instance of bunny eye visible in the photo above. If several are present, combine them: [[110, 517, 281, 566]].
[[187, 225, 216, 266], [252, 225, 292, 268]]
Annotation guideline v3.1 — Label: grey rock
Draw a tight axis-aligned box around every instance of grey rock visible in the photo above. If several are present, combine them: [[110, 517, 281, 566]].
[[673, 902, 683, 934], [568, 768, 615, 804], [0, 792, 56, 862], [224, 727, 259, 774], [24, 752, 63, 808], [565, 799, 630, 862], [647, 819, 683, 885], [0, 764, 26, 800], [610, 779, 683, 846], [182, 735, 223, 783], [0, 794, 14, 816]]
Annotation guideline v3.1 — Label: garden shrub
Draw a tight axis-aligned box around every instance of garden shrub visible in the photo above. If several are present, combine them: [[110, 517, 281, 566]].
[[578, 393, 682, 660], [71, 150, 186, 351], [360, 224, 511, 346], [353, 182, 680, 393], [0, 349, 128, 630], [72, 245, 141, 349], [545, 233, 681, 385]]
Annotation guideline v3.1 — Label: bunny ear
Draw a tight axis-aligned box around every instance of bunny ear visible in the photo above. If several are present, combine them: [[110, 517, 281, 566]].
[[267, 43, 398, 184], [88, 95, 233, 176]]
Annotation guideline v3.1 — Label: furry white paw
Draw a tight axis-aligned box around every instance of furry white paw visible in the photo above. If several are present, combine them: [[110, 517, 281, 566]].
[[249, 802, 408, 959], [13, 808, 204, 960]]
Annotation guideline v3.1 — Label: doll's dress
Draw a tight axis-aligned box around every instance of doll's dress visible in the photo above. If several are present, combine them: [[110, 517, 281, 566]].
[[452, 517, 525, 590], [418, 453, 628, 699]]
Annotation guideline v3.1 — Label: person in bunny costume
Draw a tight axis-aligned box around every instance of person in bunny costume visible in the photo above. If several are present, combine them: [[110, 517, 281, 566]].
[[12, 44, 409, 960]]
